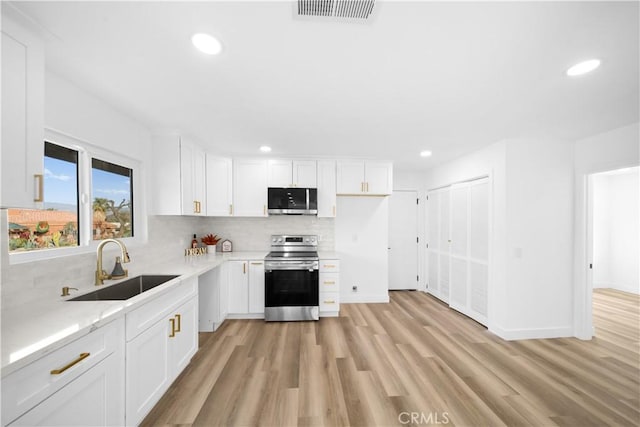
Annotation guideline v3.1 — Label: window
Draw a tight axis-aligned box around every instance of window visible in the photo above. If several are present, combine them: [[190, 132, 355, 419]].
[[92, 158, 134, 240], [8, 142, 79, 251], [7, 134, 139, 257]]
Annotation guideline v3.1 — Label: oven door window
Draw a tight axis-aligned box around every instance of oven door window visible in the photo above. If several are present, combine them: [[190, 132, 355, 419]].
[[265, 269, 319, 307]]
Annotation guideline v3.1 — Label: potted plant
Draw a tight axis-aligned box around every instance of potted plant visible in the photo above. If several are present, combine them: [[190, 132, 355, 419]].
[[201, 234, 221, 252]]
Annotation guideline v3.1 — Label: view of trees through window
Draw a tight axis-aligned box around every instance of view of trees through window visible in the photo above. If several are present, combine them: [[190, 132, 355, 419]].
[[8, 141, 134, 253], [92, 158, 133, 240]]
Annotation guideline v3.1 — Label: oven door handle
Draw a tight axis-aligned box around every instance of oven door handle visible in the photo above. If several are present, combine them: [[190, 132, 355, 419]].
[[265, 261, 319, 271]]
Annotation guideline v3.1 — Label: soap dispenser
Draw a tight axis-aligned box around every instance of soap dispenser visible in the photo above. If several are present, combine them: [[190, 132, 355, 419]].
[[111, 256, 128, 279]]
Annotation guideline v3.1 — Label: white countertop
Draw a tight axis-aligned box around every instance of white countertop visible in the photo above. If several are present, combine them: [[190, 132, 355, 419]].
[[1, 251, 268, 377]]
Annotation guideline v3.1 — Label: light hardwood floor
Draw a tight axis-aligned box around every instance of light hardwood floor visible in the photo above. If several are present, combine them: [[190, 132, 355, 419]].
[[142, 289, 640, 426]]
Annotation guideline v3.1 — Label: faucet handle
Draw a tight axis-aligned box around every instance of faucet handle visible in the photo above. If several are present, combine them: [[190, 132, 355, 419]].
[[123, 251, 131, 263]]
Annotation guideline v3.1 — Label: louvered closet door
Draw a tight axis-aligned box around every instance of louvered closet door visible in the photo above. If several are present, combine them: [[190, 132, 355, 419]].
[[438, 188, 451, 303], [468, 179, 489, 324], [426, 191, 440, 298], [449, 184, 469, 312]]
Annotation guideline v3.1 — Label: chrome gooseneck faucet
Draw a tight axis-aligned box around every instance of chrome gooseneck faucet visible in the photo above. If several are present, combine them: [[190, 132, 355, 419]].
[[95, 238, 130, 286]]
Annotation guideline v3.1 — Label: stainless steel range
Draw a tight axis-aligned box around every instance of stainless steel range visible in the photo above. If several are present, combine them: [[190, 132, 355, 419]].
[[264, 235, 319, 321]]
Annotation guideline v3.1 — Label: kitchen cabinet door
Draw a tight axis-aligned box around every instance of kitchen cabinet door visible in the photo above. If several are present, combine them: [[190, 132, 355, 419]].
[[9, 355, 124, 427], [169, 296, 198, 377], [233, 159, 268, 216], [267, 160, 292, 187], [206, 155, 233, 216], [1, 15, 44, 209], [126, 318, 171, 426], [180, 138, 206, 216], [198, 267, 228, 332], [293, 160, 317, 188], [227, 261, 249, 313], [364, 162, 393, 195], [317, 160, 337, 217], [248, 261, 265, 314], [336, 160, 365, 195]]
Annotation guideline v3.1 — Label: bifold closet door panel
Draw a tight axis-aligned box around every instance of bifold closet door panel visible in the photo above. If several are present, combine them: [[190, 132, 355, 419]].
[[449, 184, 469, 311]]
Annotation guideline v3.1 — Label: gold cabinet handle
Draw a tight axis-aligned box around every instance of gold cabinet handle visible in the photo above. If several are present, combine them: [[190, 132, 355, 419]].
[[263, 205, 267, 215], [366, 182, 369, 192], [34, 174, 44, 202], [361, 182, 364, 192], [332, 205, 336, 216], [169, 318, 176, 337], [243, 263, 246, 274], [324, 281, 336, 285], [323, 264, 336, 269], [229, 204, 233, 215], [193, 201, 198, 214], [50, 352, 90, 375], [323, 300, 336, 304], [250, 261, 263, 265], [175, 314, 181, 333]]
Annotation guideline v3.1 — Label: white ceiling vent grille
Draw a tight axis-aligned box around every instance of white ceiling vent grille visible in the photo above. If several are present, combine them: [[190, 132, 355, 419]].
[[297, 0, 375, 19]]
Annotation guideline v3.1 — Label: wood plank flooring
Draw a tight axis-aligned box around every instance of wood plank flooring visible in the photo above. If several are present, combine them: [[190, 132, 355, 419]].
[[141, 289, 640, 426]]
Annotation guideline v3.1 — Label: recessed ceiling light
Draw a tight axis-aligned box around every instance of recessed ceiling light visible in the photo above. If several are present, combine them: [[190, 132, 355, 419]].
[[566, 59, 601, 77], [191, 33, 222, 55], [259, 146, 272, 153], [420, 150, 432, 158]]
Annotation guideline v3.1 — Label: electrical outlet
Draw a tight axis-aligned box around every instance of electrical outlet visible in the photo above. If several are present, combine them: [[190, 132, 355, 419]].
[[352, 285, 358, 292]]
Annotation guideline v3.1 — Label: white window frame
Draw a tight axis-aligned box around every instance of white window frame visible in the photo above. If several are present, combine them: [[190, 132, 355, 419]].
[[8, 129, 147, 264]]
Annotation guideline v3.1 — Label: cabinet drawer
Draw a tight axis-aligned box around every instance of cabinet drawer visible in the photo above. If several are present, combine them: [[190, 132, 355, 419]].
[[319, 292, 340, 311], [126, 277, 197, 341], [1, 318, 123, 426], [319, 260, 340, 273], [319, 273, 339, 293]]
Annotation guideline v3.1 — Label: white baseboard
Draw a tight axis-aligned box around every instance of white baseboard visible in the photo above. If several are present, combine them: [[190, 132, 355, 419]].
[[490, 324, 573, 341], [340, 293, 390, 304]]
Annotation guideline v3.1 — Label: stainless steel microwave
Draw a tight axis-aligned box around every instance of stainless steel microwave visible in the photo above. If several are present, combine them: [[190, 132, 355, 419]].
[[267, 187, 318, 215]]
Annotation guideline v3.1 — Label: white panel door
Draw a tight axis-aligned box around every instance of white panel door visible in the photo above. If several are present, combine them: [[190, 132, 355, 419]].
[[317, 160, 336, 217], [469, 179, 489, 323], [388, 191, 418, 290], [438, 188, 451, 303], [170, 296, 198, 376], [206, 155, 233, 216], [449, 184, 469, 312], [248, 261, 265, 314], [426, 191, 440, 296], [233, 160, 268, 217], [293, 160, 317, 188], [267, 160, 292, 187], [227, 261, 249, 313]]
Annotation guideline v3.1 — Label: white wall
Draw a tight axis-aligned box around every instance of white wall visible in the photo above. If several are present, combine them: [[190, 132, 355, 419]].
[[592, 168, 640, 294], [335, 196, 389, 303], [573, 122, 640, 339], [393, 170, 422, 191]]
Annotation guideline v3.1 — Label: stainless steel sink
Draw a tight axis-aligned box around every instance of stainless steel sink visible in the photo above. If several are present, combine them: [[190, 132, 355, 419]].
[[69, 275, 179, 301]]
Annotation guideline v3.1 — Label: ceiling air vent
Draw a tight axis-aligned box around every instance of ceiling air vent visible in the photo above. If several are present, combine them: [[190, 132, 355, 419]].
[[297, 0, 375, 20]]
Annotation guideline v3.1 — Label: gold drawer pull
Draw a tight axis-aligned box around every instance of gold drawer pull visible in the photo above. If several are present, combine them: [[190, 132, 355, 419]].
[[175, 314, 182, 333], [323, 265, 335, 268], [50, 352, 90, 375], [250, 261, 263, 265], [230, 204, 233, 215], [323, 300, 336, 304], [324, 281, 336, 285], [169, 318, 176, 337]]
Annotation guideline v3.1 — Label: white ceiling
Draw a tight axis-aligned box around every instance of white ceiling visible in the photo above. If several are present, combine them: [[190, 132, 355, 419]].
[[9, 1, 640, 171]]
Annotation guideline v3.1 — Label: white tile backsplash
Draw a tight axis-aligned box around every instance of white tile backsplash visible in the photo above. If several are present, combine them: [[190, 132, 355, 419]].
[[200, 216, 335, 252], [1, 213, 334, 309]]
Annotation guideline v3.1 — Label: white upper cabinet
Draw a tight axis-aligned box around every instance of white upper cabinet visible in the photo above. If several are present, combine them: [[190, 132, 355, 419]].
[[233, 159, 268, 217], [151, 135, 206, 215], [206, 155, 233, 216], [317, 160, 337, 217], [267, 160, 316, 188], [1, 14, 45, 209], [180, 138, 206, 216], [336, 160, 393, 196]]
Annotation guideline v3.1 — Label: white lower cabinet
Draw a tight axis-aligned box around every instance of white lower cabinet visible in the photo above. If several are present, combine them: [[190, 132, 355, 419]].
[[2, 318, 125, 427], [319, 259, 340, 317], [228, 259, 265, 317], [125, 277, 198, 426]]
